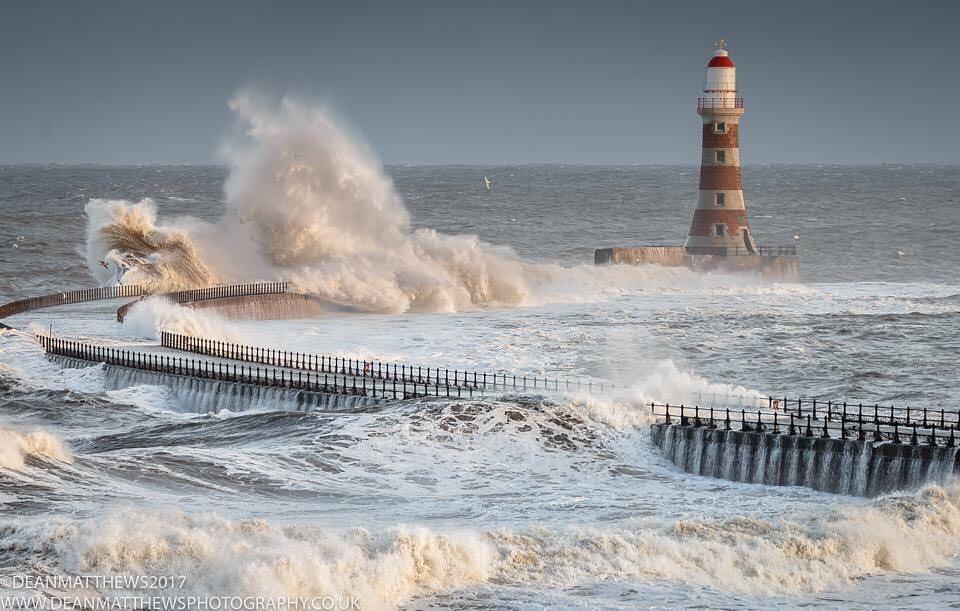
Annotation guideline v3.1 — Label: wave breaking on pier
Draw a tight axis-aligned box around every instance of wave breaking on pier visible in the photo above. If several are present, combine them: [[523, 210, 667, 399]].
[[86, 92, 542, 313], [85, 92, 780, 315]]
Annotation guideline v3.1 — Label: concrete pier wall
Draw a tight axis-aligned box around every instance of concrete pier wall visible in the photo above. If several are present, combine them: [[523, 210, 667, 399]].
[[186, 293, 332, 320], [594, 246, 799, 281], [651, 423, 960, 497], [54, 356, 381, 413], [594, 246, 687, 267]]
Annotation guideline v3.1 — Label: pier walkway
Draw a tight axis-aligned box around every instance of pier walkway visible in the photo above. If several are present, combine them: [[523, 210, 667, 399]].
[[6, 283, 959, 496]]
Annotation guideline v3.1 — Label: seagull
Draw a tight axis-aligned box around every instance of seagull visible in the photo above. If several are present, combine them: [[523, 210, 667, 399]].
[[483, 176, 492, 191], [99, 260, 110, 270]]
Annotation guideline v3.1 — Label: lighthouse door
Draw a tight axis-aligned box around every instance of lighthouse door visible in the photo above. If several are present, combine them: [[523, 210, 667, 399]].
[[742, 229, 757, 254]]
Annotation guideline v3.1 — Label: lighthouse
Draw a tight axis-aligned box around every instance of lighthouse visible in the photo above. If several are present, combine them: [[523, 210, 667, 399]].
[[684, 40, 757, 254], [593, 40, 798, 279]]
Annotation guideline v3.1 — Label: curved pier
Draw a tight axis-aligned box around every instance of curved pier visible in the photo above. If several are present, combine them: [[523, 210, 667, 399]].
[[115, 282, 292, 322], [2, 284, 612, 409]]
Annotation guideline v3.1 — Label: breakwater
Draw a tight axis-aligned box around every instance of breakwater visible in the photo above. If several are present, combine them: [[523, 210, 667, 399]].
[[161, 332, 614, 394], [115, 282, 292, 322], [38, 335, 455, 400], [54, 356, 378, 413], [650, 404, 960, 496], [594, 245, 799, 280], [0, 285, 147, 325]]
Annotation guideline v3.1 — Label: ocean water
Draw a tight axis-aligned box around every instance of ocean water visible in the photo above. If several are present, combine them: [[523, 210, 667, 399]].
[[1, 163, 960, 609]]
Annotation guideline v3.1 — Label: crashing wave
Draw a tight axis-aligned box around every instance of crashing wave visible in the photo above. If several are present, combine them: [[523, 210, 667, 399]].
[[85, 93, 539, 313], [7, 483, 960, 607], [0, 425, 73, 470]]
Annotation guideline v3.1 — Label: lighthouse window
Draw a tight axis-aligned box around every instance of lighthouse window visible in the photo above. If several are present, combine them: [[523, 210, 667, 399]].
[[715, 224, 726, 237], [715, 150, 726, 163], [713, 122, 726, 134], [715, 193, 725, 207]]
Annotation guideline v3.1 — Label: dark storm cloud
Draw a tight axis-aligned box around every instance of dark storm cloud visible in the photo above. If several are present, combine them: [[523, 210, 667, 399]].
[[1, 0, 957, 164]]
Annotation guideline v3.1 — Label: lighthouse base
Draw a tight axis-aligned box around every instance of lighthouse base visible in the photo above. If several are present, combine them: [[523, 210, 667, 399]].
[[594, 246, 799, 281]]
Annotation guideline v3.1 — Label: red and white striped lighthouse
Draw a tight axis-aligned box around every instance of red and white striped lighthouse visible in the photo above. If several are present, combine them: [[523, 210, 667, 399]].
[[684, 41, 757, 254]]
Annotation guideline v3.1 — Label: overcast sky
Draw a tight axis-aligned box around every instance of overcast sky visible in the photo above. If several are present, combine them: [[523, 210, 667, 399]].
[[1, 0, 958, 164]]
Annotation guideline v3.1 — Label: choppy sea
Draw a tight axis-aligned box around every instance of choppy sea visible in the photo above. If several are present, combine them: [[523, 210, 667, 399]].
[[1, 163, 959, 609]]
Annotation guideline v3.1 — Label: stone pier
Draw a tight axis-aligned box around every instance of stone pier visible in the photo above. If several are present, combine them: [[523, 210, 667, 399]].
[[594, 246, 799, 281]]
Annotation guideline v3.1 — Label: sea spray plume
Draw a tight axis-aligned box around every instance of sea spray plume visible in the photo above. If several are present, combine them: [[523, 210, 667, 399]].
[[122, 298, 244, 342], [81, 93, 538, 313], [628, 359, 764, 408], [84, 199, 215, 290], [220, 92, 536, 312], [222, 93, 412, 266]]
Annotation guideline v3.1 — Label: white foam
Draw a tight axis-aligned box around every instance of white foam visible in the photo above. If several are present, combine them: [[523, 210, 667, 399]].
[[626, 359, 765, 409], [13, 483, 960, 606], [0, 424, 72, 470], [122, 297, 244, 341]]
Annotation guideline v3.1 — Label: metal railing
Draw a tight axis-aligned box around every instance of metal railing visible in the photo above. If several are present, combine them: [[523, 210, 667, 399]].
[[0, 285, 147, 322], [697, 97, 744, 111], [685, 245, 798, 257], [116, 282, 292, 322], [652, 402, 960, 446], [160, 331, 615, 395], [37, 334, 476, 401]]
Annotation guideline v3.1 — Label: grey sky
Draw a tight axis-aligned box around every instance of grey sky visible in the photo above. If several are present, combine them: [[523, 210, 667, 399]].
[[1, 0, 957, 164]]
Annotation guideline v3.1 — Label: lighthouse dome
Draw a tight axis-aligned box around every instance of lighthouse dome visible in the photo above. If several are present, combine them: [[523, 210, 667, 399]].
[[707, 51, 735, 68]]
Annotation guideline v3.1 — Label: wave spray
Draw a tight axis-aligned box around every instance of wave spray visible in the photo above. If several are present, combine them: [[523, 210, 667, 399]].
[[86, 93, 541, 313]]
